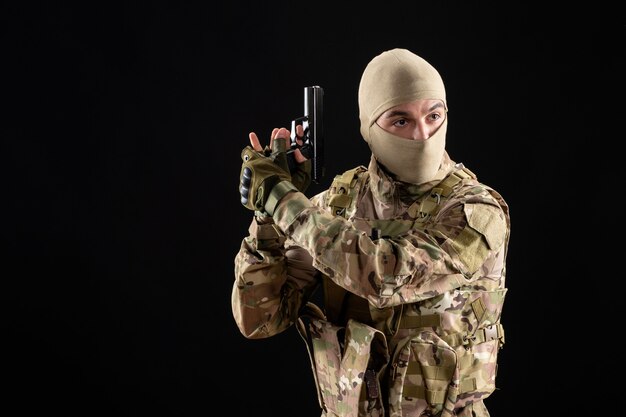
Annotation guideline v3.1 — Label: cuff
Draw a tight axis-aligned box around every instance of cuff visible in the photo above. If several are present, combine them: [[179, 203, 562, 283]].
[[264, 180, 298, 216], [248, 217, 285, 250]]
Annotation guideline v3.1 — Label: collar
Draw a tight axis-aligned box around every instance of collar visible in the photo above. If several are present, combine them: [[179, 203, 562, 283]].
[[368, 151, 456, 206]]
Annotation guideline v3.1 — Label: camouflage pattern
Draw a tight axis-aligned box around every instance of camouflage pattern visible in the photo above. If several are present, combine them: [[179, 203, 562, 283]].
[[233, 151, 510, 416], [305, 318, 388, 416]]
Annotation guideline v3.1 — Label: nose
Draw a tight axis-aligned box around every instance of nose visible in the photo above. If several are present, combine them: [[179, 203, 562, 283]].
[[412, 121, 431, 141]]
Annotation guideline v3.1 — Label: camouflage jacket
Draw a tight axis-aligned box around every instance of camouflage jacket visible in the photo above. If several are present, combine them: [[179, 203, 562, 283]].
[[233, 152, 511, 417]]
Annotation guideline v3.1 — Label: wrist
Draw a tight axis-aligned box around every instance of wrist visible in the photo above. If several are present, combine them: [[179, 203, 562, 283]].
[[264, 180, 298, 216]]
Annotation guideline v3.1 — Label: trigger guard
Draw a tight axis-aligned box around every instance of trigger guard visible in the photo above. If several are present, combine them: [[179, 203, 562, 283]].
[[290, 130, 307, 149]]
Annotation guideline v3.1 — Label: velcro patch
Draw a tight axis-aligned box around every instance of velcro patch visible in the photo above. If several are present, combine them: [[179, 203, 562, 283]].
[[464, 203, 506, 251], [451, 203, 506, 274], [451, 226, 489, 273]]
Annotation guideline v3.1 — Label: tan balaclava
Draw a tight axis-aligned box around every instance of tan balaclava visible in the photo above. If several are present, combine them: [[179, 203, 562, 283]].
[[359, 48, 447, 184]]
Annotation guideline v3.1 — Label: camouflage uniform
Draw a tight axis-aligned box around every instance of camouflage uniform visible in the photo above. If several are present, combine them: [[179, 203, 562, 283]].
[[232, 148, 510, 417]]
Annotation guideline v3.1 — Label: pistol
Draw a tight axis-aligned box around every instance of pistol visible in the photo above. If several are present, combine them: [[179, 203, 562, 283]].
[[288, 86, 324, 183]]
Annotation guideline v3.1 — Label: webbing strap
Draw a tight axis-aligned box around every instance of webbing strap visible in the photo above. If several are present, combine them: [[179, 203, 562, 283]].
[[407, 362, 454, 380], [470, 298, 486, 323], [473, 323, 505, 347], [402, 377, 475, 404], [439, 165, 473, 197], [440, 323, 505, 348], [407, 164, 475, 220]]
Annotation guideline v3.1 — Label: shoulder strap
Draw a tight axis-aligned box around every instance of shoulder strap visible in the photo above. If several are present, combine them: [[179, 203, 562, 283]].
[[407, 163, 475, 221]]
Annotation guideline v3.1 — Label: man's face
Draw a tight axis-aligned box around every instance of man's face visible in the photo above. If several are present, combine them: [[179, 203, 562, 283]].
[[375, 99, 446, 141]]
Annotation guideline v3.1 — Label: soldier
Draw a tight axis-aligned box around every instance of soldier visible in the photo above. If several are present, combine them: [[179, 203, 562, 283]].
[[233, 48, 511, 417]]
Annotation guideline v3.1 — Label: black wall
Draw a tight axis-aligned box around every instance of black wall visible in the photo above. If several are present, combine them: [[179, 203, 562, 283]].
[[4, 3, 619, 416]]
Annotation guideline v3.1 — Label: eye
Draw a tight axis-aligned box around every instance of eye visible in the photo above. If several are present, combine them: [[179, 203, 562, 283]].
[[427, 112, 443, 122], [392, 118, 408, 128]]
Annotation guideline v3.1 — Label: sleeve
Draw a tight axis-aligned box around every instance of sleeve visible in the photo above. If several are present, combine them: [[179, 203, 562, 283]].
[[270, 188, 508, 309], [232, 212, 321, 339]]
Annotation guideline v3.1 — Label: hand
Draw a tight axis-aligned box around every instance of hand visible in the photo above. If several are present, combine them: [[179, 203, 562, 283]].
[[249, 127, 311, 194], [250, 126, 312, 193], [239, 128, 293, 212]]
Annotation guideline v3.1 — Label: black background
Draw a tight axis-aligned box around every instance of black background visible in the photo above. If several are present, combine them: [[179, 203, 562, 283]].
[[4, 3, 621, 416]]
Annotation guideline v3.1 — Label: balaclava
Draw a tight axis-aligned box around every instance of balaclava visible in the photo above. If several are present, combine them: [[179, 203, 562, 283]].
[[358, 48, 447, 184]]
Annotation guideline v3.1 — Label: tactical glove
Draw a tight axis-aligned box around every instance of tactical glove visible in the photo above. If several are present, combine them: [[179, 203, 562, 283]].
[[239, 137, 297, 215], [287, 155, 312, 194]]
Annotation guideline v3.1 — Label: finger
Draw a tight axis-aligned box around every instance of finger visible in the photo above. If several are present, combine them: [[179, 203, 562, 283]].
[[294, 148, 307, 163], [296, 124, 305, 145], [272, 127, 291, 151], [249, 132, 263, 152], [275, 127, 290, 139]]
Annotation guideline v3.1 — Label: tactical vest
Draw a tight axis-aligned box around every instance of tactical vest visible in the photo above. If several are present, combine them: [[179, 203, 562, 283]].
[[296, 164, 509, 417]]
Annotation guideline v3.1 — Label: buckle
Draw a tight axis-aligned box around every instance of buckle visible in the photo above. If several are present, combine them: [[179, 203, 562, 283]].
[[484, 324, 499, 341]]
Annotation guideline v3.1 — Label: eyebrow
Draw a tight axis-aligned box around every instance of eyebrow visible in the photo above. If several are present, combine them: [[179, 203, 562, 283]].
[[428, 102, 445, 112], [383, 102, 445, 118], [383, 110, 410, 118]]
